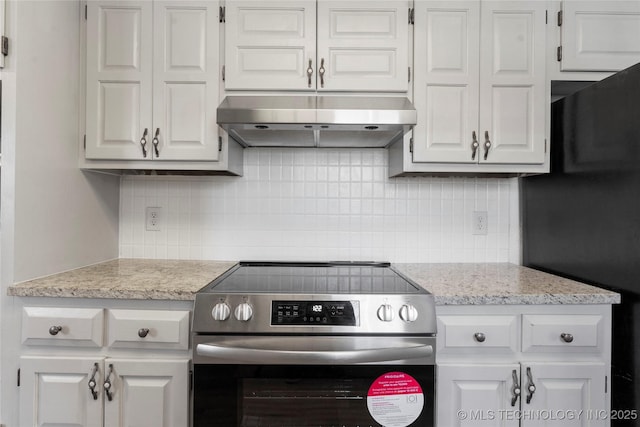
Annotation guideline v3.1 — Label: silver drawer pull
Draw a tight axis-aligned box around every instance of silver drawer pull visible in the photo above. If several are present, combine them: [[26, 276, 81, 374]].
[[474, 332, 486, 343], [138, 328, 150, 338], [49, 326, 63, 336], [560, 333, 574, 343]]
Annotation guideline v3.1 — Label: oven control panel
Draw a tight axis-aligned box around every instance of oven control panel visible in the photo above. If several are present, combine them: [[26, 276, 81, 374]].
[[271, 301, 358, 326]]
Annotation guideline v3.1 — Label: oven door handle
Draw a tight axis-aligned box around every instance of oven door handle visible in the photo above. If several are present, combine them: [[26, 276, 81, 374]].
[[196, 338, 434, 364]]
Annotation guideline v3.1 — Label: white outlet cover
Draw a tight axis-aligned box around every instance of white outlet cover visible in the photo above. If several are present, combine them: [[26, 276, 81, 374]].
[[472, 211, 488, 235], [146, 207, 162, 231]]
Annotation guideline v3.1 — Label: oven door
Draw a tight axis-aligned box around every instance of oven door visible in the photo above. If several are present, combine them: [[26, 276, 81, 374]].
[[193, 335, 435, 427]]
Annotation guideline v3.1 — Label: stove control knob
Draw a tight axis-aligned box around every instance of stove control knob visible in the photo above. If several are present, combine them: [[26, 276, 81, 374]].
[[211, 302, 231, 321], [377, 304, 395, 322], [234, 303, 254, 322], [399, 304, 419, 322]]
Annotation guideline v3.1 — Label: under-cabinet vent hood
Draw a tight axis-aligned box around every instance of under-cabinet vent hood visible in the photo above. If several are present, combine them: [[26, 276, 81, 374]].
[[216, 96, 417, 148]]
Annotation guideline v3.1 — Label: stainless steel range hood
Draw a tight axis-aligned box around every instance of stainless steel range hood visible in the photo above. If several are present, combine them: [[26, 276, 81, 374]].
[[216, 96, 416, 148]]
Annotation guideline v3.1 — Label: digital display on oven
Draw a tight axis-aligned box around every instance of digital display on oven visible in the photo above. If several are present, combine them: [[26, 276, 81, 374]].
[[271, 301, 357, 326]]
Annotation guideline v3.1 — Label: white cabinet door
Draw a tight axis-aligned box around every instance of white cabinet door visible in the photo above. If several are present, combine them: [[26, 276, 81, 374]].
[[522, 363, 607, 427], [224, 0, 316, 90], [438, 363, 520, 427], [86, 1, 153, 160], [412, 1, 480, 163], [103, 358, 189, 427], [479, 1, 546, 165], [316, 1, 410, 92], [152, 1, 220, 161], [19, 356, 103, 427], [561, 1, 640, 72]]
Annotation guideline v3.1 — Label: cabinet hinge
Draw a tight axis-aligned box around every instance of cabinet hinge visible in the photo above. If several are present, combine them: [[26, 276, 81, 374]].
[[409, 137, 414, 153], [557, 46, 562, 62], [1, 36, 8, 56], [219, 6, 225, 23], [557, 10, 563, 26], [17, 368, 20, 387], [222, 65, 225, 82], [84, 135, 86, 150], [408, 8, 415, 25], [544, 139, 547, 153], [605, 376, 608, 393], [85, 4, 88, 20], [218, 136, 223, 152], [408, 66, 411, 83], [545, 10, 548, 24]]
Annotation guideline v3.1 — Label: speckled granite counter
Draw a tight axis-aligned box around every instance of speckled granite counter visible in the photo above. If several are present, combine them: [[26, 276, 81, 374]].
[[7, 259, 237, 300], [393, 263, 621, 305], [8, 260, 620, 305]]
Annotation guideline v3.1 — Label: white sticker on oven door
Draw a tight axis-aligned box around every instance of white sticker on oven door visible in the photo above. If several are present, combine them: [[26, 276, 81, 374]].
[[367, 372, 424, 427]]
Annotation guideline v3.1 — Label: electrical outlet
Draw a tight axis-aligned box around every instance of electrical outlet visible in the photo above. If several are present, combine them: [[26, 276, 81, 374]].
[[472, 211, 488, 235], [146, 207, 162, 231]]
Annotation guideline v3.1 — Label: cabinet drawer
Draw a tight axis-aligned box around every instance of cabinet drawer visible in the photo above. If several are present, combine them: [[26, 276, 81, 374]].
[[437, 315, 518, 354], [522, 314, 604, 353], [22, 307, 104, 347], [107, 309, 190, 350]]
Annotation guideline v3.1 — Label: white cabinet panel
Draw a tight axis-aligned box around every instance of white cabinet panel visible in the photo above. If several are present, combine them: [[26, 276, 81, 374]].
[[103, 359, 189, 427], [317, 1, 410, 91], [107, 309, 189, 350], [153, 1, 220, 161], [523, 363, 607, 427], [561, 1, 640, 72], [437, 314, 518, 355], [22, 307, 104, 347], [413, 2, 480, 164], [479, 2, 546, 165], [86, 2, 153, 160], [438, 363, 520, 427], [522, 314, 604, 354], [19, 357, 103, 427], [224, 0, 316, 90]]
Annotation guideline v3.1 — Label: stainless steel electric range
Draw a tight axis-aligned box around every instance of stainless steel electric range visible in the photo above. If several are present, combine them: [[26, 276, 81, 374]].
[[192, 261, 436, 427]]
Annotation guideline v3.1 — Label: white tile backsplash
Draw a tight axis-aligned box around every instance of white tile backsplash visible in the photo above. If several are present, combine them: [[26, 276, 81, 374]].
[[119, 148, 519, 263]]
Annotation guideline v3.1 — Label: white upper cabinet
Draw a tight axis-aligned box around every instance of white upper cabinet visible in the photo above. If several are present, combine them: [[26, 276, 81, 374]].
[[86, 0, 221, 162], [223, 0, 411, 92], [559, 1, 640, 72], [397, 0, 547, 174]]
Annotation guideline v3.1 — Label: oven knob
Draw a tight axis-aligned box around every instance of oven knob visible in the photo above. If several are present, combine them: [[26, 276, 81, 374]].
[[377, 304, 395, 322], [234, 303, 254, 322], [211, 302, 231, 321], [399, 304, 419, 322]]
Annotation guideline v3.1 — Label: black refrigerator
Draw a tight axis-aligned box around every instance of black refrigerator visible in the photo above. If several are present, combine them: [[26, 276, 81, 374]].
[[521, 62, 640, 424]]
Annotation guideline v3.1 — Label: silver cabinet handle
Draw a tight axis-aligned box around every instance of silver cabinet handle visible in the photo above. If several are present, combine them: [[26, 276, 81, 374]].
[[318, 58, 326, 88], [88, 362, 99, 400], [306, 59, 313, 88], [49, 326, 63, 336], [140, 128, 148, 158], [104, 363, 114, 402], [138, 328, 150, 338], [471, 131, 479, 160], [483, 130, 491, 160], [152, 128, 160, 158], [511, 369, 521, 407], [560, 333, 574, 343], [525, 366, 536, 404], [474, 332, 486, 343]]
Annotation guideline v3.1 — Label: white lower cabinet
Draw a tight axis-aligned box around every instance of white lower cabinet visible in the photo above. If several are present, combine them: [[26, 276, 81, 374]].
[[19, 357, 189, 427], [436, 305, 612, 427], [19, 304, 192, 427]]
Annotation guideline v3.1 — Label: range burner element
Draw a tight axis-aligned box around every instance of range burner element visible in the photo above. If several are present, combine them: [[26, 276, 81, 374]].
[[193, 261, 437, 336]]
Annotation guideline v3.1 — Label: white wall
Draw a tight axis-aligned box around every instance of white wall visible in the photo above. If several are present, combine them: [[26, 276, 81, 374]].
[[121, 148, 520, 263], [0, 2, 120, 425]]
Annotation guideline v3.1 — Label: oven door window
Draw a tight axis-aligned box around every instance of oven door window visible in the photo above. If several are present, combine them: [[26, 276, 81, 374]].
[[194, 365, 434, 427]]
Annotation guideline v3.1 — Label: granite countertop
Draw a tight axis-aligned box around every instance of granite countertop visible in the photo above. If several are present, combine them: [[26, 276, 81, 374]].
[[7, 259, 237, 300], [8, 259, 620, 305], [393, 263, 621, 305]]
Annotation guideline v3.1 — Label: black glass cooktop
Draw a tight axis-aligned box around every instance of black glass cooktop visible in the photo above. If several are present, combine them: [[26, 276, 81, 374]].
[[202, 262, 426, 295]]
